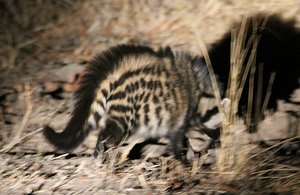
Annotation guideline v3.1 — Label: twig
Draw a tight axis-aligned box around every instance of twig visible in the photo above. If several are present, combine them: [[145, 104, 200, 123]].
[[0, 83, 36, 153], [193, 31, 225, 124], [259, 72, 276, 121], [15, 83, 33, 140], [138, 174, 149, 189], [246, 63, 256, 128], [0, 128, 43, 153], [249, 136, 300, 159]]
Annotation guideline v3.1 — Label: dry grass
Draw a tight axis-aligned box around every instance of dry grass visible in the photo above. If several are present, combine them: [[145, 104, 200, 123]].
[[0, 0, 81, 68], [208, 15, 300, 192], [215, 16, 263, 178], [1, 0, 300, 68], [0, 0, 299, 194]]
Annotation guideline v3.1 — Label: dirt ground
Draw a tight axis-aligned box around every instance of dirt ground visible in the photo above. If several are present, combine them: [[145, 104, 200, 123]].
[[0, 1, 299, 194]]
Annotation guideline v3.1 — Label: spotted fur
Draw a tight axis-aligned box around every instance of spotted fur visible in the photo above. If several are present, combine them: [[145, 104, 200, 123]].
[[43, 45, 221, 161]]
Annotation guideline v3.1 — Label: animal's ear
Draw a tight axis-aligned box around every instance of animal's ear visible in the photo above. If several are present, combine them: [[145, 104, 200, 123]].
[[221, 98, 231, 114]]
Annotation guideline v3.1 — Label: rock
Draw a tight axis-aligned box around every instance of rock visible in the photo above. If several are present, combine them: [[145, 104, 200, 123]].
[[257, 112, 299, 141], [43, 64, 84, 83], [186, 127, 213, 152]]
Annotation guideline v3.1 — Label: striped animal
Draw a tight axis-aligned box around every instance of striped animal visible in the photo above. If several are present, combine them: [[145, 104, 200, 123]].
[[43, 45, 225, 161]]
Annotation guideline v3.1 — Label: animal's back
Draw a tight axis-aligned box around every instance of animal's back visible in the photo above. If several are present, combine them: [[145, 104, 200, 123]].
[[89, 52, 188, 138]]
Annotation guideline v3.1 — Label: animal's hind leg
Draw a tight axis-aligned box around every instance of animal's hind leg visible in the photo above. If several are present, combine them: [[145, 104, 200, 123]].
[[170, 127, 189, 163], [93, 119, 125, 159], [93, 133, 107, 158]]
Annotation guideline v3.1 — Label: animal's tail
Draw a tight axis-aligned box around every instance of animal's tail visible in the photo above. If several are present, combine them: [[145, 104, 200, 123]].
[[43, 119, 92, 151]]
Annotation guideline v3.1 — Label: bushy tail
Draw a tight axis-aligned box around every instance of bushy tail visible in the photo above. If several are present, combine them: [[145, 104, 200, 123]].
[[43, 121, 91, 151]]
